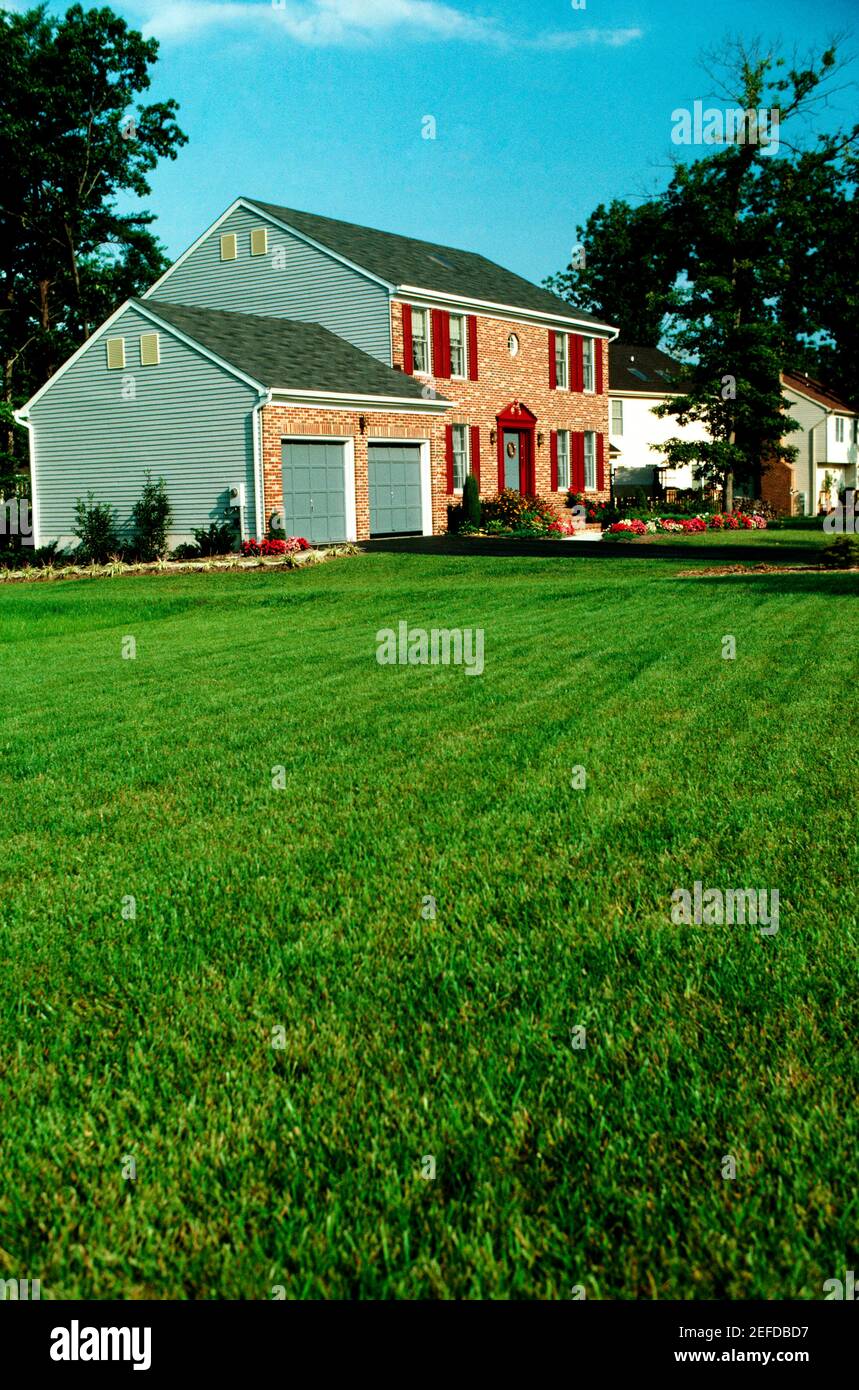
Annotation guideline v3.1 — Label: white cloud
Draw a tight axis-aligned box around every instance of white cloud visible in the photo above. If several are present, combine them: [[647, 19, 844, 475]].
[[131, 0, 642, 50]]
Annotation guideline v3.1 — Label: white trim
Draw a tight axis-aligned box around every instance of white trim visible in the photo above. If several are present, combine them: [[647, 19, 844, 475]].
[[367, 436, 433, 537], [13, 415, 41, 548], [268, 387, 451, 412], [280, 434, 358, 543], [396, 284, 618, 337]]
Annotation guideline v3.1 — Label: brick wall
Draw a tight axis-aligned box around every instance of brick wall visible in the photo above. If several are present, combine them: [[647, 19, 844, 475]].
[[392, 300, 610, 507], [260, 405, 448, 539], [760, 456, 797, 515]]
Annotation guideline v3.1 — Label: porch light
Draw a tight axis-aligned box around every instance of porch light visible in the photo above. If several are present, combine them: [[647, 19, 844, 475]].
[[359, 415, 366, 434], [489, 429, 496, 446], [537, 432, 545, 448]]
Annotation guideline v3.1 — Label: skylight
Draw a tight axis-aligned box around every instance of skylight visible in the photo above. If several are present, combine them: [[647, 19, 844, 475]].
[[428, 252, 456, 270], [628, 367, 650, 381]]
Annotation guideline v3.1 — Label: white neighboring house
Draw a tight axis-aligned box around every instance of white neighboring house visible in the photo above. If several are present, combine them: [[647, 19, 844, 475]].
[[763, 372, 859, 516], [608, 344, 709, 496]]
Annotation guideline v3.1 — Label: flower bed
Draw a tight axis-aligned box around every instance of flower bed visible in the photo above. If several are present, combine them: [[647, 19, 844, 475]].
[[241, 536, 310, 557], [607, 512, 768, 536]]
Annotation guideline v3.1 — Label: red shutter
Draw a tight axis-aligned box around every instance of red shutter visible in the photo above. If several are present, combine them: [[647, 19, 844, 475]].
[[570, 334, 584, 392], [550, 431, 558, 491], [467, 315, 478, 380], [596, 433, 605, 491], [401, 303, 413, 375], [470, 425, 480, 490], [431, 310, 449, 378], [548, 330, 557, 389], [572, 432, 585, 492], [445, 425, 454, 493], [595, 338, 603, 394]]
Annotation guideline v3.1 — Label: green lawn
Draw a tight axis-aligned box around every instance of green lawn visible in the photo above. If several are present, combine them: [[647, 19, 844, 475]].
[[1, 552, 856, 1300]]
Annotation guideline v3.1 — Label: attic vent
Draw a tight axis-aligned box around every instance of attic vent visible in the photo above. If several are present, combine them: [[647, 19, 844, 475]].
[[106, 337, 125, 370], [428, 253, 455, 270], [250, 227, 268, 256], [140, 332, 160, 367], [220, 232, 238, 261]]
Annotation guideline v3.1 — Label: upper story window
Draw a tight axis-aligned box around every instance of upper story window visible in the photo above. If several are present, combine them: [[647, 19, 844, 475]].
[[853, 419, 859, 444], [139, 332, 160, 366], [582, 338, 595, 392], [250, 227, 268, 256], [411, 308, 430, 374], [554, 334, 569, 389], [106, 337, 125, 370], [611, 399, 624, 436], [556, 430, 570, 490], [220, 232, 238, 261], [449, 314, 466, 378], [835, 415, 845, 442], [452, 424, 469, 491], [508, 333, 520, 358], [583, 431, 597, 490]]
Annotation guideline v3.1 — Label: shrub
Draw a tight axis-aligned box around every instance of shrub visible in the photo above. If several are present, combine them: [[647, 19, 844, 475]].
[[131, 473, 172, 560], [73, 492, 120, 563], [171, 542, 201, 561], [192, 520, 238, 557], [821, 536, 859, 569], [447, 500, 465, 534], [462, 474, 481, 529], [482, 489, 556, 533]]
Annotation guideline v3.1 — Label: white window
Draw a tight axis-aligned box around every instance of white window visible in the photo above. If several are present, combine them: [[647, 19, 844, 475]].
[[611, 399, 623, 435], [449, 314, 466, 377], [835, 415, 845, 442], [220, 232, 237, 261], [411, 308, 430, 373], [556, 430, 570, 490], [554, 333, 568, 389], [139, 332, 160, 366], [584, 431, 597, 490], [106, 337, 125, 370], [452, 424, 469, 491], [582, 338, 595, 392], [250, 227, 268, 256]]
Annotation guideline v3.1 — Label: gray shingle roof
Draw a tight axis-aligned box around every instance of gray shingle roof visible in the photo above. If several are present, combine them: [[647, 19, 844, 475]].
[[609, 343, 691, 393], [139, 299, 441, 400], [247, 199, 611, 328]]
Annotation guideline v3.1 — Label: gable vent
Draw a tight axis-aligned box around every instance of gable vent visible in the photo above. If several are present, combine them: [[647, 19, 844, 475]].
[[140, 332, 160, 367], [220, 232, 238, 261], [250, 226, 268, 256], [106, 337, 125, 370]]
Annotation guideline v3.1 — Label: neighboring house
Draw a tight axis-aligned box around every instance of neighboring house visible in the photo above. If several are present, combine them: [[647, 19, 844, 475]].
[[762, 372, 859, 516], [608, 344, 709, 497], [17, 197, 616, 548]]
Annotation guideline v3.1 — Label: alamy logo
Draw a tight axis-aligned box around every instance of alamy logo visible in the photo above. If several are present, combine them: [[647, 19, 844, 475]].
[[671, 881, 779, 935], [376, 621, 484, 676], [823, 1270, 856, 1300], [0, 1278, 40, 1299], [823, 489, 858, 534], [671, 101, 780, 153], [50, 1320, 151, 1371], [0, 497, 33, 545]]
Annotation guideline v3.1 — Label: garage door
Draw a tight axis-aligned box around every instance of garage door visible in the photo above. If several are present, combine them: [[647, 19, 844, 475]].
[[281, 441, 347, 544], [368, 444, 423, 536]]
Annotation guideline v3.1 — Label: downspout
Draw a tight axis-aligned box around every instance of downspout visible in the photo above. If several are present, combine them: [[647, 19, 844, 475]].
[[12, 406, 39, 549], [252, 390, 271, 540]]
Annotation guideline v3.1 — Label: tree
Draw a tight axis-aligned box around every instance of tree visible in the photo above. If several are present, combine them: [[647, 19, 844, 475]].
[[545, 199, 679, 345], [656, 39, 857, 508], [0, 4, 188, 473]]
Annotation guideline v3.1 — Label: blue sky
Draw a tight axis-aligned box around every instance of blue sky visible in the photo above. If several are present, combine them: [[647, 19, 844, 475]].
[[43, 0, 859, 284]]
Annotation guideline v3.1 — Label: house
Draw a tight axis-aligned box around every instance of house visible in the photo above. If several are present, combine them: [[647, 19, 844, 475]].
[[762, 372, 858, 516], [608, 344, 709, 498], [16, 197, 617, 549]]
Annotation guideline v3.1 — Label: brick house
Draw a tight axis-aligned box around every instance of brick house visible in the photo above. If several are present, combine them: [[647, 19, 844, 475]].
[[17, 198, 616, 548]]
